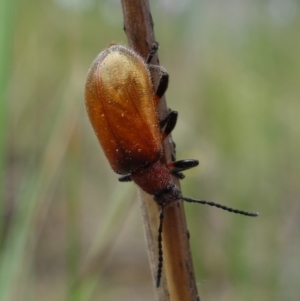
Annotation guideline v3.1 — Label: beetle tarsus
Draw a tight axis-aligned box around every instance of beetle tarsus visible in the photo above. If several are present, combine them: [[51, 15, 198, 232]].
[[148, 64, 169, 100], [146, 42, 159, 64], [172, 171, 185, 179], [166, 159, 199, 173], [118, 174, 132, 182], [160, 110, 178, 140]]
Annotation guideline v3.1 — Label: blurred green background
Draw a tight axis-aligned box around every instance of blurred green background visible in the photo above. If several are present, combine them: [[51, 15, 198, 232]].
[[1, 0, 300, 300]]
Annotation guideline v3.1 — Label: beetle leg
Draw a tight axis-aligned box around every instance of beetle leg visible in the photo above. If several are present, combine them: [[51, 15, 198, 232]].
[[118, 174, 132, 182], [160, 110, 178, 141], [169, 141, 178, 168], [155, 66, 169, 99], [148, 65, 169, 104], [160, 109, 177, 129], [146, 42, 159, 64], [166, 159, 199, 173], [166, 159, 199, 179], [173, 171, 186, 180], [171, 141, 178, 162], [159, 110, 178, 162]]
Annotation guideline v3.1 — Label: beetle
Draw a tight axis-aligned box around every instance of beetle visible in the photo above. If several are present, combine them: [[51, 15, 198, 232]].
[[84, 43, 258, 287]]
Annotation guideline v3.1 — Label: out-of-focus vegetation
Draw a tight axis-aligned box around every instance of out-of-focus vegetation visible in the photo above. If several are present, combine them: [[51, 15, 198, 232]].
[[1, 0, 300, 300]]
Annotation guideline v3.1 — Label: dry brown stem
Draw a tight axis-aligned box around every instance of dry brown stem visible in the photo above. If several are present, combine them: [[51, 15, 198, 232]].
[[120, 1, 200, 301]]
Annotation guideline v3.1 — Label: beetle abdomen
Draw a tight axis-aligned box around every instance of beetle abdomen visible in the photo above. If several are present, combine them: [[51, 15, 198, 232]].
[[85, 45, 162, 174]]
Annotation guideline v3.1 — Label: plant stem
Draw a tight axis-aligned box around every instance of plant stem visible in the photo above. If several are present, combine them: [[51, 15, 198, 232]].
[[120, 1, 200, 300]]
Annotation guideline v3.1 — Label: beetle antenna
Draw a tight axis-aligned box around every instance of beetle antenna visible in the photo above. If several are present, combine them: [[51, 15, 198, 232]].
[[156, 208, 164, 287], [181, 196, 259, 217]]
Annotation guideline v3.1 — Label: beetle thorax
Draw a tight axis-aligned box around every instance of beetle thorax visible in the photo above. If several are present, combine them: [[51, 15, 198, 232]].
[[131, 161, 181, 207]]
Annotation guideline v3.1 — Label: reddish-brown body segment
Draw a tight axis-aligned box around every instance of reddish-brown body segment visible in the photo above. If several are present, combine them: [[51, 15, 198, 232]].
[[85, 45, 161, 174]]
